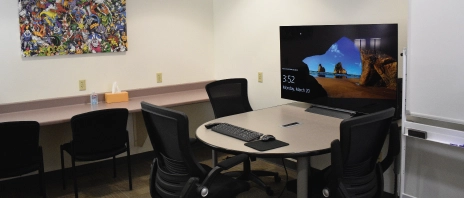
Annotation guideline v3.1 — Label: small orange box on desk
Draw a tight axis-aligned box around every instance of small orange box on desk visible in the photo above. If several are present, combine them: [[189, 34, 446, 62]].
[[104, 92, 129, 103]]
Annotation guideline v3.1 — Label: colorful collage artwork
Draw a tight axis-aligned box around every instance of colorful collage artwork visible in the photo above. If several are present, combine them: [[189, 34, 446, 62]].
[[18, 0, 127, 57]]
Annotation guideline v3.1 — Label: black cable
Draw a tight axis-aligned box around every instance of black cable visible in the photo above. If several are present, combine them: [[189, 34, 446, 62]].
[[278, 158, 289, 198]]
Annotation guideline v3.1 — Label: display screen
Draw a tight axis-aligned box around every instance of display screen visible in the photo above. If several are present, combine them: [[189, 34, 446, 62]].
[[280, 24, 399, 114]]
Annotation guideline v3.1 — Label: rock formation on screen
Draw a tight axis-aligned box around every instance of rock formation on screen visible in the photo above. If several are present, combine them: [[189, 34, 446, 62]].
[[317, 64, 326, 77], [359, 51, 397, 89], [318, 64, 326, 72], [333, 62, 347, 74]]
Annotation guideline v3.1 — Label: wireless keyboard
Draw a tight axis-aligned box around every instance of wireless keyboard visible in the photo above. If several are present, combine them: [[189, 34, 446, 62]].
[[210, 123, 263, 142]]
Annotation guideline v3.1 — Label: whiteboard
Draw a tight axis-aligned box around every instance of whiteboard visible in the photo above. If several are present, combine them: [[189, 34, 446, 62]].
[[407, 0, 464, 125]]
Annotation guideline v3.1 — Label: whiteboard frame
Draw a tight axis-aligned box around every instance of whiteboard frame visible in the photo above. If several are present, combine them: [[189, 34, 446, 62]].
[[400, 48, 408, 198], [400, 48, 464, 198]]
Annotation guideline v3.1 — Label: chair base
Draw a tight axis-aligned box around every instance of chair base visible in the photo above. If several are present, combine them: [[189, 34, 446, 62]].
[[224, 160, 281, 196]]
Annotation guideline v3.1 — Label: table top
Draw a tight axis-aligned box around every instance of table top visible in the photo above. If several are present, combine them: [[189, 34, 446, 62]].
[[196, 103, 343, 158], [0, 89, 208, 125]]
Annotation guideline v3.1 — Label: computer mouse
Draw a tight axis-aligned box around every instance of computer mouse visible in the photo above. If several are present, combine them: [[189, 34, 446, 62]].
[[260, 135, 275, 142]]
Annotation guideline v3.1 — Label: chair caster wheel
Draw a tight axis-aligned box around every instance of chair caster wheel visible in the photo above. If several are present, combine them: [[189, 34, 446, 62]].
[[274, 175, 281, 183], [266, 188, 274, 196]]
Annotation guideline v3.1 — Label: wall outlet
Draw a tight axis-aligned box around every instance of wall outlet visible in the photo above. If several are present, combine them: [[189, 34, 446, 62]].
[[258, 72, 263, 83], [156, 73, 162, 83], [79, 80, 86, 91]]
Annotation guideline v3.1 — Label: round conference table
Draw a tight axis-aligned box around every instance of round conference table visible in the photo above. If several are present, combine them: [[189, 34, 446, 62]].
[[196, 102, 342, 198]]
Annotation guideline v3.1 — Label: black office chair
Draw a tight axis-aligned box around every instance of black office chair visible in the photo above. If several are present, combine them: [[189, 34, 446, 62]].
[[205, 78, 280, 195], [0, 121, 46, 197], [307, 108, 397, 198], [140, 101, 250, 198], [380, 121, 401, 198], [206, 78, 253, 118], [60, 108, 132, 198]]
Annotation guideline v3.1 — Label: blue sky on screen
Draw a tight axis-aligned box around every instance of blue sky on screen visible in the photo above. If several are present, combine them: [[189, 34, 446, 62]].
[[303, 37, 362, 75]]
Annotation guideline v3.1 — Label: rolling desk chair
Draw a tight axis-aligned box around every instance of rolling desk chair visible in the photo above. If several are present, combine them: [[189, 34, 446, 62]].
[[60, 108, 132, 198], [140, 102, 250, 198], [302, 108, 397, 198], [0, 121, 46, 197], [205, 78, 280, 196]]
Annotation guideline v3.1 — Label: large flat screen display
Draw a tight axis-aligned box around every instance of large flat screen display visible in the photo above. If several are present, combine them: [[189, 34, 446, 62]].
[[280, 24, 399, 115]]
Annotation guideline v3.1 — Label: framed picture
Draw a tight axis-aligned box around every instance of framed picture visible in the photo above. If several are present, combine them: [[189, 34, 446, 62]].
[[18, 0, 128, 57]]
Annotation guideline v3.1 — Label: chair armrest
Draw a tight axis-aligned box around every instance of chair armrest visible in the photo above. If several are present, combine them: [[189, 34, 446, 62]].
[[216, 153, 248, 169], [180, 177, 200, 198], [180, 153, 249, 198], [330, 139, 343, 180], [380, 122, 400, 172], [202, 153, 248, 188]]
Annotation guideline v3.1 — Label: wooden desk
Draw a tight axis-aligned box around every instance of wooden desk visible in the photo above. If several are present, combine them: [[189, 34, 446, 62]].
[[0, 81, 213, 172], [0, 81, 211, 125], [196, 102, 343, 198]]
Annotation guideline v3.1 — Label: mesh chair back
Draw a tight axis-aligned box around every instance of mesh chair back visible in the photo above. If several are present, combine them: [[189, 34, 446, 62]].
[[206, 78, 253, 118], [339, 108, 395, 177], [70, 108, 128, 155], [0, 121, 40, 169], [141, 102, 206, 197], [325, 108, 395, 198]]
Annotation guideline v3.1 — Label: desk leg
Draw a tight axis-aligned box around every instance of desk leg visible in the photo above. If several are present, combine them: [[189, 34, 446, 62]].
[[297, 156, 310, 198], [212, 149, 218, 167]]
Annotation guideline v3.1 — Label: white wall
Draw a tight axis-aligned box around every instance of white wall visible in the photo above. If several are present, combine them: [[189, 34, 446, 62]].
[[213, 0, 408, 194], [0, 0, 214, 104], [213, 0, 408, 110]]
